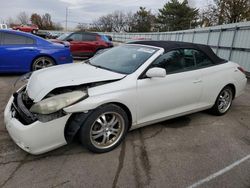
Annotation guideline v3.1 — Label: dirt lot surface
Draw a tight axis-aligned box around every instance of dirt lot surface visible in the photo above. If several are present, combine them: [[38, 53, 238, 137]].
[[0, 74, 249, 188]]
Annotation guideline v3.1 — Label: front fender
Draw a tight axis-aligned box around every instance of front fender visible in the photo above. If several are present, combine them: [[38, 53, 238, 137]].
[[63, 92, 136, 124]]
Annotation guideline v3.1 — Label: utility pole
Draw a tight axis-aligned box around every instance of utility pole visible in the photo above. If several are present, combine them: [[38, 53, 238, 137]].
[[65, 7, 68, 31]]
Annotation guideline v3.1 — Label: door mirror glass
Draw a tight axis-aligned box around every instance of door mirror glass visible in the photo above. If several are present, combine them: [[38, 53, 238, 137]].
[[146, 68, 166, 78]]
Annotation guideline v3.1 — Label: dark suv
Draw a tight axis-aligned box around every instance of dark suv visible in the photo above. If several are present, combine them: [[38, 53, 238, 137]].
[[51, 32, 113, 58]]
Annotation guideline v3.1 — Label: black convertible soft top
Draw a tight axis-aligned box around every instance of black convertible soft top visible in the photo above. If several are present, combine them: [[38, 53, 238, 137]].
[[129, 40, 227, 64]]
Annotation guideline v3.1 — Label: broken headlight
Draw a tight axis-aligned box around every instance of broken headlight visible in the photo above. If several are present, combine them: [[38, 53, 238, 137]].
[[30, 91, 87, 115]]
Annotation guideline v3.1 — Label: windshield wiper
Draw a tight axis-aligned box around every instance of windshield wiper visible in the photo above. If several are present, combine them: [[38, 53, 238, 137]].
[[93, 64, 111, 71], [85, 60, 126, 74]]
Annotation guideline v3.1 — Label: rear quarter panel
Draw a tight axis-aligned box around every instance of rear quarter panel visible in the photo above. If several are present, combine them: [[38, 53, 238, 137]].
[[200, 61, 247, 106], [36, 42, 73, 65]]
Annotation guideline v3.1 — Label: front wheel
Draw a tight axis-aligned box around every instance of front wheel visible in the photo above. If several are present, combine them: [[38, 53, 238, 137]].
[[79, 104, 129, 153], [210, 86, 233, 115]]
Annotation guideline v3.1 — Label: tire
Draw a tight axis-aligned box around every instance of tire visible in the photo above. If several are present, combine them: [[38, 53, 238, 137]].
[[32, 29, 37, 34], [32, 56, 55, 71], [210, 86, 233, 116], [79, 104, 129, 153], [94, 48, 104, 57]]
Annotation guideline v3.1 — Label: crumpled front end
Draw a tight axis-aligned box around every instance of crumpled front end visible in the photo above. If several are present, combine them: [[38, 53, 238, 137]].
[[4, 87, 70, 155]]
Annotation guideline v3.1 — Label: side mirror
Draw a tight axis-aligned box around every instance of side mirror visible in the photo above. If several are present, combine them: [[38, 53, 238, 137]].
[[66, 38, 73, 42], [146, 67, 166, 78]]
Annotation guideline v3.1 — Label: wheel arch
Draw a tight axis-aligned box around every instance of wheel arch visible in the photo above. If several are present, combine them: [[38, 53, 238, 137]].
[[64, 102, 133, 143], [31, 54, 57, 71], [225, 83, 236, 99], [95, 47, 105, 53]]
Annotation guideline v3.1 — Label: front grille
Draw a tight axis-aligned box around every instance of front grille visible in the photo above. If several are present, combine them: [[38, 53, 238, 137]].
[[12, 89, 37, 125]]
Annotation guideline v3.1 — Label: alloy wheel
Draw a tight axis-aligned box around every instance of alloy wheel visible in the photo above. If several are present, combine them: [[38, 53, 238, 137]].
[[218, 89, 232, 113], [33, 57, 54, 71], [90, 112, 125, 149]]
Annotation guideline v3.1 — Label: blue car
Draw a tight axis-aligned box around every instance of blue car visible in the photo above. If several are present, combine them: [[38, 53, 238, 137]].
[[0, 30, 73, 73]]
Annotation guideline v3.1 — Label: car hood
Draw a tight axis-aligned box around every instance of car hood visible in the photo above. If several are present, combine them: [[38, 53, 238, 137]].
[[26, 63, 125, 102]]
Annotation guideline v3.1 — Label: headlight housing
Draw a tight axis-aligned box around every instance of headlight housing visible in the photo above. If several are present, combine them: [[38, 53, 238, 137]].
[[30, 90, 87, 115]]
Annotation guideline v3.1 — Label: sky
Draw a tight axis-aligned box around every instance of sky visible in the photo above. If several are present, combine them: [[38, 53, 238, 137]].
[[0, 0, 212, 29]]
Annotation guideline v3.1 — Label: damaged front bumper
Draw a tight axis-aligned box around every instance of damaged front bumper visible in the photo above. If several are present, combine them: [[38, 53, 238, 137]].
[[4, 93, 71, 155]]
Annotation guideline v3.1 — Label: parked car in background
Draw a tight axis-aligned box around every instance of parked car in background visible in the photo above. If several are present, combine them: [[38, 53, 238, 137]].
[[105, 35, 112, 41], [4, 41, 247, 155], [0, 24, 8, 29], [12, 24, 39, 34], [45, 31, 63, 39], [50, 32, 113, 58], [35, 31, 64, 39], [0, 30, 73, 73]]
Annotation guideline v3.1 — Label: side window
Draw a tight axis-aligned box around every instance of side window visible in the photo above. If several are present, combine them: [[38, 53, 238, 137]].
[[151, 49, 195, 74], [69, 33, 82, 41], [1, 33, 35, 45], [26, 37, 34, 44], [193, 50, 214, 68], [183, 49, 196, 68], [83, 34, 96, 41]]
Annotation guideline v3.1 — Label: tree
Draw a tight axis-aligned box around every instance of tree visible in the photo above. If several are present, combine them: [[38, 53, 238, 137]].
[[42, 13, 53, 30], [131, 7, 155, 32], [76, 23, 88, 31], [31, 13, 59, 30], [30, 13, 43, 28], [215, 0, 250, 24], [112, 11, 127, 32], [199, 4, 219, 27], [54, 22, 63, 31], [92, 11, 130, 32], [157, 0, 199, 31], [93, 14, 114, 32], [17, 12, 29, 25]]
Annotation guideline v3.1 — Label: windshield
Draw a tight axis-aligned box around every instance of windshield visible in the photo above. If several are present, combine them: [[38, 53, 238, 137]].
[[57, 33, 72, 40], [89, 45, 158, 74], [101, 35, 110, 43]]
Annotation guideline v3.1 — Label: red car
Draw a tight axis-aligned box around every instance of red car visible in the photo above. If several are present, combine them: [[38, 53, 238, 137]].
[[50, 32, 113, 58], [12, 24, 39, 34]]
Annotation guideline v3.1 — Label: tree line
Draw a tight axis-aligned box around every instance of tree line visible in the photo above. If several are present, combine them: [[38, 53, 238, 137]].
[[3, 0, 250, 32], [4, 12, 63, 30], [89, 0, 250, 32]]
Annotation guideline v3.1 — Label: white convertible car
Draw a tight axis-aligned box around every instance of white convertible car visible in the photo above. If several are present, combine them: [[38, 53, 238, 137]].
[[4, 41, 247, 154]]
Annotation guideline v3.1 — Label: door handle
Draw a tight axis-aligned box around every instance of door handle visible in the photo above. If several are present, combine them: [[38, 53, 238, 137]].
[[193, 79, 202, 84]]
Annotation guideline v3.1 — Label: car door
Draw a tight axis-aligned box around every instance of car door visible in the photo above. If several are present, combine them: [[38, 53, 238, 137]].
[[193, 49, 228, 107], [68, 33, 83, 57], [80, 34, 98, 56], [0, 32, 37, 72], [136, 49, 203, 125]]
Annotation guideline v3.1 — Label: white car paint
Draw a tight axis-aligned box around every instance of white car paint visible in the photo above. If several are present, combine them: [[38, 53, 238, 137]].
[[4, 44, 247, 154], [4, 97, 70, 154], [27, 63, 126, 102]]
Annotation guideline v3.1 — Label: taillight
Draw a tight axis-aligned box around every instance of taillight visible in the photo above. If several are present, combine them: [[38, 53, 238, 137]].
[[237, 66, 245, 74]]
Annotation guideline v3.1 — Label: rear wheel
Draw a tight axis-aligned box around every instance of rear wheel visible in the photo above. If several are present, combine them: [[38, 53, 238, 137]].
[[32, 56, 55, 71], [79, 104, 129, 153], [210, 86, 233, 115]]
